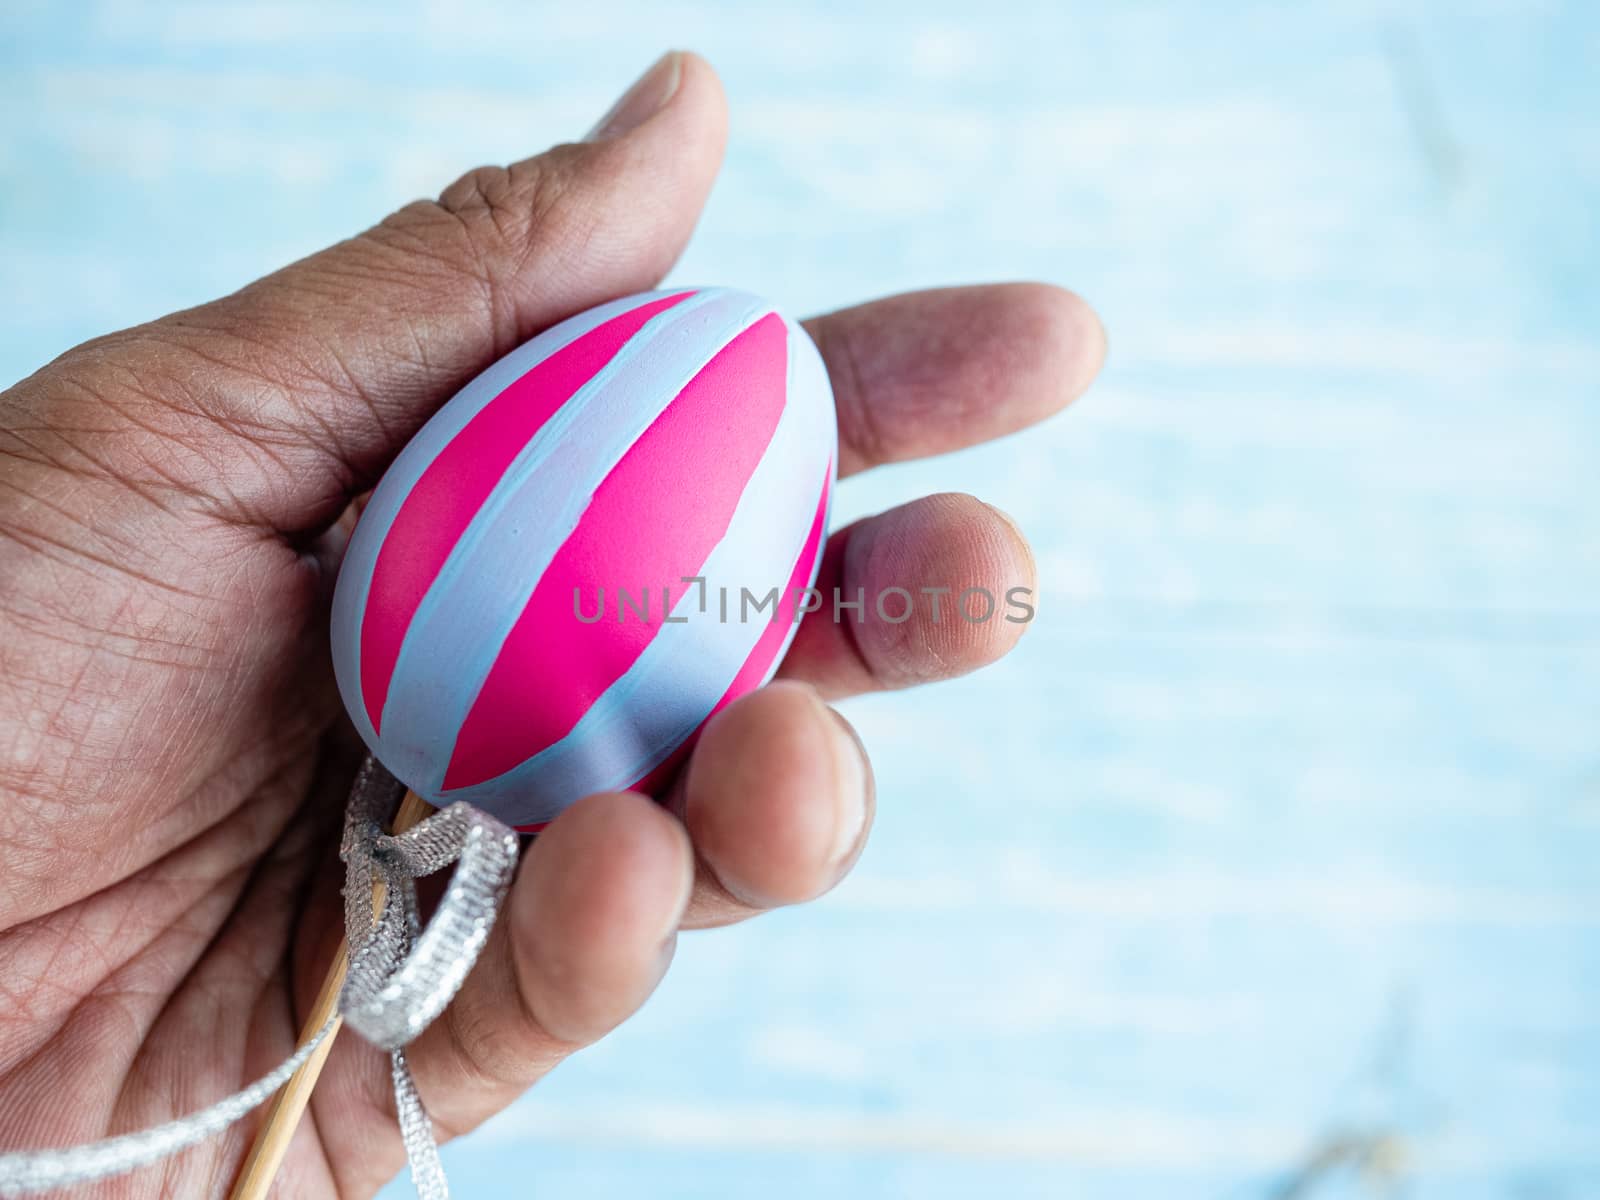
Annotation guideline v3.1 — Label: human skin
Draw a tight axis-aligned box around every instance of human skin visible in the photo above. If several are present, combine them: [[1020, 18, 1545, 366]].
[[0, 52, 1105, 1198]]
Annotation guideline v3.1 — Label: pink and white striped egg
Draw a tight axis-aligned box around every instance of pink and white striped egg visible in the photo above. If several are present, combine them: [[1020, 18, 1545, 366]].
[[330, 288, 835, 830]]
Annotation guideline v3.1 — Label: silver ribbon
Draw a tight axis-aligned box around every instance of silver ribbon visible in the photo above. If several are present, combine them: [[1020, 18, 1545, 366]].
[[0, 757, 519, 1199]]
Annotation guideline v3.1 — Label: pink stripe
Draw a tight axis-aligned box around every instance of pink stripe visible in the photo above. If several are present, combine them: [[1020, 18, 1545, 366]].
[[517, 461, 832, 831], [702, 459, 832, 722], [613, 459, 833, 805], [445, 313, 793, 789], [359, 291, 693, 733]]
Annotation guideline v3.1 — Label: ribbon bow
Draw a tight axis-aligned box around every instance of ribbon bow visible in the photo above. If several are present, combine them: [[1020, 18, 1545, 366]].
[[0, 759, 519, 1199]]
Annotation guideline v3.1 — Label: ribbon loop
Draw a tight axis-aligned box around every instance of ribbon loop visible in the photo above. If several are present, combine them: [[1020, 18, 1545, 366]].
[[341, 798, 520, 1052]]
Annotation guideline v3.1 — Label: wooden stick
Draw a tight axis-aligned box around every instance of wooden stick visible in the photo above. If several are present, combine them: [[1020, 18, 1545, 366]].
[[228, 788, 435, 1200]]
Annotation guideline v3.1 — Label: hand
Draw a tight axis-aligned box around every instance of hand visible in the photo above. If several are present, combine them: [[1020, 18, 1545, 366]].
[[0, 52, 1104, 1198]]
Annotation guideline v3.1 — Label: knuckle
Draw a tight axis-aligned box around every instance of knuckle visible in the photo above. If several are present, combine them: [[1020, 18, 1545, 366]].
[[428, 147, 596, 261], [353, 144, 621, 365], [812, 318, 884, 470], [425, 144, 611, 276], [436, 162, 530, 232]]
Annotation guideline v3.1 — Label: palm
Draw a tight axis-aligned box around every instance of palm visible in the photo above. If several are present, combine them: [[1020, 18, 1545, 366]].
[[0, 53, 1102, 1199], [0, 452, 370, 1192]]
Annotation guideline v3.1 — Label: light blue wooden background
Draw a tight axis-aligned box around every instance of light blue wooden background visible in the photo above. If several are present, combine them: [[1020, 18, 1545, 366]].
[[3, 2, 1598, 1197]]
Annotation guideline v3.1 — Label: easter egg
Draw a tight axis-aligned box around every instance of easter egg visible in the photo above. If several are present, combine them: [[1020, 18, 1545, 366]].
[[330, 287, 836, 829]]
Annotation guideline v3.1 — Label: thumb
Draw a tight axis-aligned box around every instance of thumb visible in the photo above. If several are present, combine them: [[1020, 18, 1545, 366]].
[[64, 51, 727, 534]]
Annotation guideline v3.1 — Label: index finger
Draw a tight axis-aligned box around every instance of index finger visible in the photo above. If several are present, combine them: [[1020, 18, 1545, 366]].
[[803, 283, 1106, 478]]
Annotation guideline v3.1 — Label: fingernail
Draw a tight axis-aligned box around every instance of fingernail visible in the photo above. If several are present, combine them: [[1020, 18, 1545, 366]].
[[586, 51, 683, 141], [825, 709, 871, 869]]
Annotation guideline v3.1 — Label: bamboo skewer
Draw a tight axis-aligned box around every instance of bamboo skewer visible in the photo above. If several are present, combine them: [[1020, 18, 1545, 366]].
[[228, 789, 435, 1200]]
